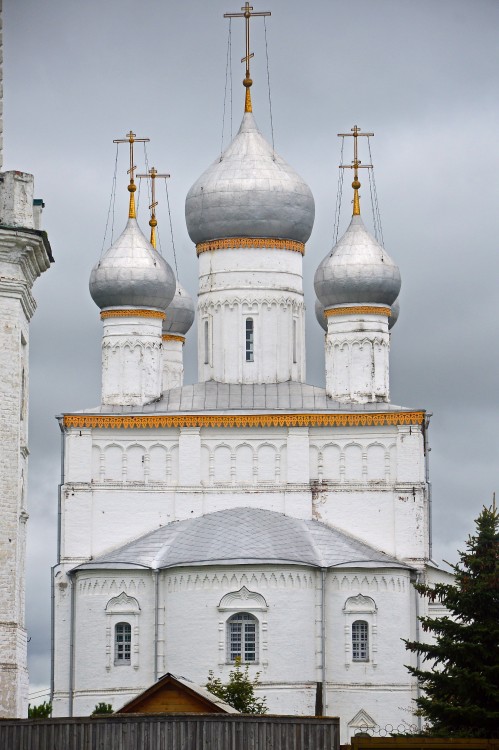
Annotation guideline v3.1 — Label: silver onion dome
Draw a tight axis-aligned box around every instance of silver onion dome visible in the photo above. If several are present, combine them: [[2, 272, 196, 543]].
[[315, 298, 327, 332], [163, 280, 195, 336], [185, 112, 315, 245], [89, 218, 176, 311], [314, 215, 401, 308], [389, 297, 400, 330]]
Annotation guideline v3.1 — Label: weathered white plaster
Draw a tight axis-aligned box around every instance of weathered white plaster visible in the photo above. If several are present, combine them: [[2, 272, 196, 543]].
[[162, 337, 184, 390]]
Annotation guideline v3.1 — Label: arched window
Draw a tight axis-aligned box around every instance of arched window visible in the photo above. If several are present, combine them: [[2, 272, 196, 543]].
[[245, 318, 254, 362], [115, 622, 131, 664], [352, 620, 369, 662], [228, 612, 258, 663]]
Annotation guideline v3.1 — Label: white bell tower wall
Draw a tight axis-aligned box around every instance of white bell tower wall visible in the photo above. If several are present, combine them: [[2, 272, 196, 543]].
[[0, 170, 52, 717], [197, 247, 306, 384], [162, 335, 185, 390]]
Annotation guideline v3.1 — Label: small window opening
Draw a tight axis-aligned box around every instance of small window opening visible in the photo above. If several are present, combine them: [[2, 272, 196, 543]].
[[352, 620, 369, 661], [245, 318, 254, 362], [292, 319, 297, 364], [204, 320, 209, 365], [228, 612, 257, 663], [115, 622, 131, 664]]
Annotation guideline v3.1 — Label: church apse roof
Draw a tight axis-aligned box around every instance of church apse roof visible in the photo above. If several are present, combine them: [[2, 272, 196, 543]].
[[75, 507, 411, 572]]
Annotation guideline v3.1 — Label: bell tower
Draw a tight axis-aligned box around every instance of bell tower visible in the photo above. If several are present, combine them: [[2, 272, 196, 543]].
[[0, 3, 54, 717]]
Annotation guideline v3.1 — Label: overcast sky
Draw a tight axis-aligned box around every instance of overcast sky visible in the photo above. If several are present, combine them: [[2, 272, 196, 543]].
[[4, 0, 498, 699]]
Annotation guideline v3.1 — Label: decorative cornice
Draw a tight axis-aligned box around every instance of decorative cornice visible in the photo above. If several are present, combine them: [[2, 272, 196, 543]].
[[63, 411, 424, 430], [325, 306, 391, 318], [100, 309, 166, 320], [196, 237, 305, 256], [162, 334, 185, 343]]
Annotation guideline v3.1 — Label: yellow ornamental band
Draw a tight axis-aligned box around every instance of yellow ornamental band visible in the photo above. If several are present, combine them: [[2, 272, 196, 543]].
[[100, 309, 166, 320], [325, 306, 391, 318], [162, 334, 185, 343], [196, 237, 305, 256], [63, 411, 424, 430]]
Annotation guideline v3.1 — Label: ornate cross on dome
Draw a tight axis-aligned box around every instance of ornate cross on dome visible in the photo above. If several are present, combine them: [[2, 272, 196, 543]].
[[337, 125, 374, 216], [137, 167, 171, 249], [224, 3, 271, 113], [113, 131, 150, 219]]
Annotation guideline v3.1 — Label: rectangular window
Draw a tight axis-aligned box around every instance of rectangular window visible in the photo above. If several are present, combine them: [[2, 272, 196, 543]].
[[115, 622, 131, 664], [292, 318, 297, 364], [352, 620, 369, 661], [245, 318, 254, 362], [204, 319, 209, 365]]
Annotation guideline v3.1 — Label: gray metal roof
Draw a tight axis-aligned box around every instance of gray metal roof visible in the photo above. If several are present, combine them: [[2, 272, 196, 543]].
[[75, 380, 419, 415], [76, 507, 410, 572]]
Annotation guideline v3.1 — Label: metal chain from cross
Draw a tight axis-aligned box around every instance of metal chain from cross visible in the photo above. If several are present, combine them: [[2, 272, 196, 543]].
[[224, 3, 271, 112], [337, 125, 374, 216], [113, 131, 150, 219], [137, 167, 171, 249]]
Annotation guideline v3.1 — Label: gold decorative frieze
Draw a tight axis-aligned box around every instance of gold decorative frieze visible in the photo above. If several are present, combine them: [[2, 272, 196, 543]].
[[63, 411, 424, 430], [162, 334, 185, 343], [196, 237, 305, 256], [100, 309, 166, 320], [325, 306, 391, 317]]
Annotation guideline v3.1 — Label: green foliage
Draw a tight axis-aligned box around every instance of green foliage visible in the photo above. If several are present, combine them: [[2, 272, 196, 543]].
[[28, 701, 52, 718], [405, 504, 499, 738], [207, 657, 268, 714], [91, 702, 114, 715]]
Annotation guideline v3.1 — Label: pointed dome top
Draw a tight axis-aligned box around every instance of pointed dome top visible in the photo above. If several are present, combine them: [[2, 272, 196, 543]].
[[163, 280, 195, 336], [185, 112, 315, 245], [89, 218, 176, 311], [314, 215, 401, 309]]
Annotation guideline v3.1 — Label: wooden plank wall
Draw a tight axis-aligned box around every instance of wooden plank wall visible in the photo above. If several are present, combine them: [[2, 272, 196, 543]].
[[0, 713, 340, 750]]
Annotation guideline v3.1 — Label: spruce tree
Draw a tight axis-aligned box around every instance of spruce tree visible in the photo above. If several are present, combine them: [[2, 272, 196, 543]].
[[405, 504, 499, 737]]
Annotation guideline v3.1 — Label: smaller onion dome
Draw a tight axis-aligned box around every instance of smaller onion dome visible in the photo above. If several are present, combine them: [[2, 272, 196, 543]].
[[163, 280, 195, 336], [314, 215, 401, 309], [185, 112, 315, 245], [315, 298, 327, 332], [89, 218, 176, 311], [389, 297, 400, 330]]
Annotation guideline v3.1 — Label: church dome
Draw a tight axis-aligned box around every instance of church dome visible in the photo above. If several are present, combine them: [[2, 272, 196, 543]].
[[315, 298, 327, 332], [185, 112, 315, 245], [314, 215, 401, 309], [389, 297, 400, 330], [89, 218, 176, 311], [163, 280, 195, 336]]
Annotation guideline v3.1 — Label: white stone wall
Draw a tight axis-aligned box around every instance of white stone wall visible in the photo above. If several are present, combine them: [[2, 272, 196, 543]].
[[101, 313, 164, 405], [198, 248, 306, 383], [0, 183, 51, 717], [162, 337, 184, 390], [325, 311, 390, 403], [53, 563, 420, 741]]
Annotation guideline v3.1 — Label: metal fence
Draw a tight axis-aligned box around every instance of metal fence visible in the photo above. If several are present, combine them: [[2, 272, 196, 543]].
[[0, 713, 340, 750]]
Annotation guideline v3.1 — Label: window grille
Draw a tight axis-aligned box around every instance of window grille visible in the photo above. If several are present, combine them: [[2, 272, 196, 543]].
[[115, 622, 131, 664], [352, 620, 369, 661], [245, 318, 254, 362], [228, 612, 257, 662]]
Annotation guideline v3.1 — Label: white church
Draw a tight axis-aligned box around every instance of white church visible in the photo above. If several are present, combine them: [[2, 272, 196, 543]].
[[51, 14, 446, 739]]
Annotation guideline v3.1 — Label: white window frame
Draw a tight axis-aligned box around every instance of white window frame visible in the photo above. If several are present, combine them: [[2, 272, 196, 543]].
[[114, 621, 132, 665], [105, 591, 140, 671], [218, 586, 268, 667], [343, 594, 377, 669], [227, 612, 258, 664]]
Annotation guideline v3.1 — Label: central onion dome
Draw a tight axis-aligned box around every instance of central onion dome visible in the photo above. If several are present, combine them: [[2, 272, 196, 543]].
[[314, 215, 401, 309], [163, 280, 195, 336], [89, 218, 176, 311], [185, 112, 315, 245]]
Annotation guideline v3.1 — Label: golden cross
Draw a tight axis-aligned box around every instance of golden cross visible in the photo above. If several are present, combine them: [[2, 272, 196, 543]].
[[136, 167, 171, 249], [337, 125, 374, 215], [113, 131, 150, 219], [224, 3, 271, 112]]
